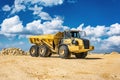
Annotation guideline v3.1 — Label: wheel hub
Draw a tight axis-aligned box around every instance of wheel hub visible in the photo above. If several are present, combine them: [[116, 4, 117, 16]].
[[31, 48, 35, 54], [59, 49, 65, 55], [39, 48, 45, 54]]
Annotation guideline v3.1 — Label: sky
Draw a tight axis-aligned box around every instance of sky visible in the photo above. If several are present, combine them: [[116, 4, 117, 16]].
[[0, 0, 120, 53]]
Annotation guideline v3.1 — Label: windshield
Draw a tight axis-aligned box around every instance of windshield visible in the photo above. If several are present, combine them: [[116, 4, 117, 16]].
[[64, 31, 84, 38], [70, 31, 80, 38]]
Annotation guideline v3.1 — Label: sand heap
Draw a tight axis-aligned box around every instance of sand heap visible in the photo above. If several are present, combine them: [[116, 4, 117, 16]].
[[0, 48, 27, 55], [110, 51, 120, 55]]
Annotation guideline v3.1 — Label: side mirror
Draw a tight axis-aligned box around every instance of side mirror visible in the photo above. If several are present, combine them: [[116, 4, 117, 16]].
[[79, 31, 86, 37]]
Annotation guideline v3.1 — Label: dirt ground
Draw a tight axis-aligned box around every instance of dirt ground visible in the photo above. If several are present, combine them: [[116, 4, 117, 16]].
[[0, 54, 120, 80]]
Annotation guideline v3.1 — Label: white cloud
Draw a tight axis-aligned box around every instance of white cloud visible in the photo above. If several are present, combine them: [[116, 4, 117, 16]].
[[22, 0, 64, 7], [29, 5, 51, 20], [0, 15, 69, 38], [1, 0, 65, 37], [0, 15, 24, 38], [11, 0, 26, 14], [37, 0, 64, 6], [1, 15, 23, 33], [77, 23, 84, 30], [8, 0, 64, 14], [2, 5, 11, 11], [42, 17, 65, 34], [83, 25, 106, 37], [3, 0, 64, 21], [63, 26, 70, 30], [90, 37, 101, 42], [105, 36, 120, 46], [26, 20, 43, 35], [39, 12, 52, 20], [107, 23, 120, 36], [25, 16, 68, 34], [29, 5, 43, 15], [101, 36, 120, 50]]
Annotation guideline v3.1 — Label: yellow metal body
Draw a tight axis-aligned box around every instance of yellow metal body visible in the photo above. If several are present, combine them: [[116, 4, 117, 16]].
[[62, 38, 94, 53], [29, 31, 94, 53]]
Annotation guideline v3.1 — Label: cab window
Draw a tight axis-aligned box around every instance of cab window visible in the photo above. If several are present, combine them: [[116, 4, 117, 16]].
[[71, 32, 80, 38]]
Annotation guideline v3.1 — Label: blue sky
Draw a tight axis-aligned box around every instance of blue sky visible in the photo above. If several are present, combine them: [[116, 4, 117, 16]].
[[0, 0, 120, 53]]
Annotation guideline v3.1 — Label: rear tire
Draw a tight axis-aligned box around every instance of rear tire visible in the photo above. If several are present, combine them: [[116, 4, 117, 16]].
[[75, 52, 87, 59], [58, 45, 71, 59], [29, 45, 39, 57], [38, 45, 51, 57]]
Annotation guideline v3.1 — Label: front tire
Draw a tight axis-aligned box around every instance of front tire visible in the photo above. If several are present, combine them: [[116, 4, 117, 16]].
[[29, 45, 39, 57], [75, 52, 88, 59], [58, 45, 71, 59]]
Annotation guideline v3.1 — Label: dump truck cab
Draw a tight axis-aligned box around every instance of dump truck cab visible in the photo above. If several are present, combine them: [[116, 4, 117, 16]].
[[29, 30, 94, 59], [58, 30, 94, 58]]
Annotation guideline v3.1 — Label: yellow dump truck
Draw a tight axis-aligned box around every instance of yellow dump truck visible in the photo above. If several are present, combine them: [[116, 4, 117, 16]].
[[29, 30, 94, 59]]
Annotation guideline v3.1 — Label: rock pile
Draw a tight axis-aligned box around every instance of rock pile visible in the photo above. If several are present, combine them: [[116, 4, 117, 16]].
[[110, 51, 120, 55], [0, 48, 27, 55]]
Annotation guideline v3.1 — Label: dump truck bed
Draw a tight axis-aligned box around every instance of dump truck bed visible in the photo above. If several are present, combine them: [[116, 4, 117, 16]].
[[29, 34, 55, 40], [29, 32, 63, 45], [29, 34, 55, 44]]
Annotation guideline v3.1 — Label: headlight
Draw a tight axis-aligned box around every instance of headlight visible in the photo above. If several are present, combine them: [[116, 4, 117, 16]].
[[72, 40, 79, 45]]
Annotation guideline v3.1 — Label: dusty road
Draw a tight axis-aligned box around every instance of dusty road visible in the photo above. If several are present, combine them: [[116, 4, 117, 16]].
[[0, 54, 120, 80]]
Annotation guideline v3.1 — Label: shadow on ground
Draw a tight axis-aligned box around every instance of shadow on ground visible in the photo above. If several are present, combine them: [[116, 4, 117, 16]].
[[50, 55, 103, 60]]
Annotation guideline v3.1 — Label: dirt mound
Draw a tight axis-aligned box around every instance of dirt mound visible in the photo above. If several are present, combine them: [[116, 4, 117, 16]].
[[0, 48, 27, 55], [110, 51, 120, 55]]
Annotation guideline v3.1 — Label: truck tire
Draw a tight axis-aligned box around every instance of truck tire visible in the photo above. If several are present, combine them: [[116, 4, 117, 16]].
[[29, 45, 39, 57], [58, 45, 71, 59], [38, 45, 51, 57], [75, 52, 87, 59]]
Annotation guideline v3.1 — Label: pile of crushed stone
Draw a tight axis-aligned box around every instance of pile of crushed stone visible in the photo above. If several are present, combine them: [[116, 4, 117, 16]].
[[110, 51, 120, 55], [0, 48, 27, 55]]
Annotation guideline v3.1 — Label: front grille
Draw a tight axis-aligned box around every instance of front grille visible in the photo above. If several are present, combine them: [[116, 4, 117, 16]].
[[83, 39, 89, 49]]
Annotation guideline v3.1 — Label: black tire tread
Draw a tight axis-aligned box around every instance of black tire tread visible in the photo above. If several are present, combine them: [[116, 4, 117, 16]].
[[58, 45, 71, 59], [75, 52, 87, 59], [29, 45, 39, 57]]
